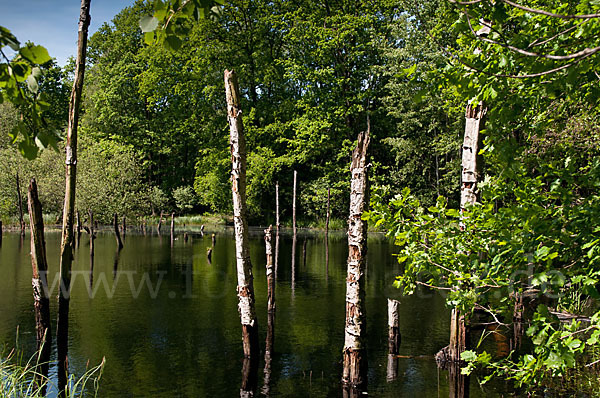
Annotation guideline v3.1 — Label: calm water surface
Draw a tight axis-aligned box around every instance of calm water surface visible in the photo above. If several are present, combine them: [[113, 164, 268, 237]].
[[0, 228, 511, 397]]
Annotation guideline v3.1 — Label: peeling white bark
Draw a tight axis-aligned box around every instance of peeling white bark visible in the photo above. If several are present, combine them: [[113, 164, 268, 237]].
[[225, 70, 259, 349], [343, 130, 370, 386]]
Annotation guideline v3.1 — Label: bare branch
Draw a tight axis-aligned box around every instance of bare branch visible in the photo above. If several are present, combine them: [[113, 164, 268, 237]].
[[501, 0, 600, 20]]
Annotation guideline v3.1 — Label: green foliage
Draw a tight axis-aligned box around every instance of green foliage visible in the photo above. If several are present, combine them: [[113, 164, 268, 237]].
[[148, 186, 170, 214], [173, 185, 197, 212], [0, 348, 104, 397], [0, 27, 60, 159]]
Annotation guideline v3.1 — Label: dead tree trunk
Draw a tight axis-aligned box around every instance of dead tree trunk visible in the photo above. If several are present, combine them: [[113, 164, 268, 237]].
[[225, 69, 259, 359], [170, 212, 175, 246], [292, 170, 297, 236], [387, 299, 400, 382], [445, 103, 486, 364], [342, 130, 370, 387], [88, 209, 95, 258], [57, 1, 91, 394], [157, 211, 163, 234], [27, 179, 52, 390], [122, 215, 126, 235], [275, 181, 280, 233], [16, 173, 25, 236], [265, 225, 275, 313], [113, 213, 123, 250], [326, 187, 331, 276]]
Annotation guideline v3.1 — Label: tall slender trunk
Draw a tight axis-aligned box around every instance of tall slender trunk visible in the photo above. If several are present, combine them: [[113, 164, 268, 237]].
[[57, 1, 91, 394], [27, 179, 51, 391], [170, 212, 175, 247], [342, 130, 370, 387], [326, 187, 330, 235], [292, 170, 297, 236], [446, 103, 486, 364], [16, 173, 25, 237], [275, 181, 280, 233], [265, 226, 275, 312], [387, 299, 400, 382], [225, 69, 259, 359], [113, 213, 123, 250]]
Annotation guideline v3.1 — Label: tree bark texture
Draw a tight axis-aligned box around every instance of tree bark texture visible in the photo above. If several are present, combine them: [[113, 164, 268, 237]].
[[460, 104, 486, 211], [57, 2, 91, 394], [16, 173, 25, 236], [113, 213, 123, 250], [27, 179, 52, 388], [342, 130, 370, 387], [265, 225, 275, 313], [225, 69, 259, 359], [292, 170, 297, 236]]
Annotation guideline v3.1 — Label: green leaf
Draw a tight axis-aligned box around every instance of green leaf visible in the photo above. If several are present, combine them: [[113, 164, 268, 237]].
[[163, 35, 182, 51], [26, 74, 38, 94], [144, 31, 155, 45], [19, 45, 51, 64], [140, 15, 159, 33]]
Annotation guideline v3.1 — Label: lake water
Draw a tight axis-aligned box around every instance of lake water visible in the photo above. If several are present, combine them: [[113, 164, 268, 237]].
[[0, 228, 511, 397]]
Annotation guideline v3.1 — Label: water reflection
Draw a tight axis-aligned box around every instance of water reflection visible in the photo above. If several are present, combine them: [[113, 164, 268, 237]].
[[0, 230, 511, 397]]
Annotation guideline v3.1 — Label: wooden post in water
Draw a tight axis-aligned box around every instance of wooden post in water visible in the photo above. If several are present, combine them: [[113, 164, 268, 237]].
[[387, 299, 400, 382], [325, 187, 330, 277], [265, 225, 275, 313], [170, 212, 175, 246], [57, 1, 91, 394], [292, 170, 297, 236], [275, 181, 280, 233], [342, 130, 370, 388], [157, 211, 163, 234], [445, 103, 486, 364], [113, 213, 123, 250], [16, 173, 25, 237], [88, 210, 95, 257], [27, 179, 52, 389], [225, 69, 259, 359]]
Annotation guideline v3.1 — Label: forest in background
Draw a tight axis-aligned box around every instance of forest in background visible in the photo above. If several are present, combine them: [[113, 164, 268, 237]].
[[0, 0, 464, 225]]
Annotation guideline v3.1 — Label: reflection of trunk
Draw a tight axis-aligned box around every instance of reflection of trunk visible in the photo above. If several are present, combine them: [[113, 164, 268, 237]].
[[0, 221, 3, 247], [240, 357, 258, 397], [226, 69, 259, 359], [302, 239, 307, 268], [262, 226, 276, 396], [325, 187, 330, 278], [342, 130, 370, 387], [113, 213, 124, 250], [89, 210, 95, 259], [274, 230, 279, 278], [448, 363, 469, 398], [291, 235, 296, 297], [265, 226, 275, 312], [27, 179, 51, 391], [293, 170, 297, 236], [16, 173, 25, 237], [57, 1, 91, 394], [122, 215, 126, 236], [261, 311, 275, 396], [113, 247, 121, 280]]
